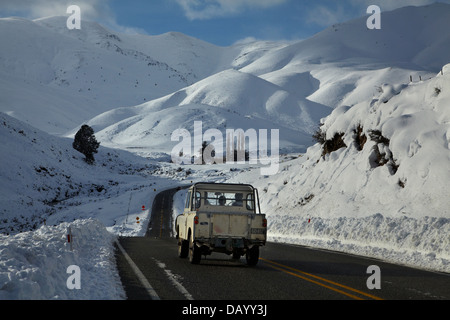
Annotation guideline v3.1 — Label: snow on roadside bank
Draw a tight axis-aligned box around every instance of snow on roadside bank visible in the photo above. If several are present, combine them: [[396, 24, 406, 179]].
[[228, 65, 450, 273], [268, 214, 450, 273], [0, 219, 125, 300]]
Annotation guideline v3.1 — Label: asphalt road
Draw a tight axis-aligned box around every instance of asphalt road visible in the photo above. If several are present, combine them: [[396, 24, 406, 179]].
[[115, 187, 450, 302]]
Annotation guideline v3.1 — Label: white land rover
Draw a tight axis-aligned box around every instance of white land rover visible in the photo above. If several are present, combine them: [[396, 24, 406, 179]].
[[175, 183, 267, 265]]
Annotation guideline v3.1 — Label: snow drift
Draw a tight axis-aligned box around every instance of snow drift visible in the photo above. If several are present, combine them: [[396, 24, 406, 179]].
[[0, 219, 125, 299]]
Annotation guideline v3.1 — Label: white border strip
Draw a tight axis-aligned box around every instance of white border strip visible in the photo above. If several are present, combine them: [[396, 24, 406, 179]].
[[153, 258, 194, 300], [115, 239, 160, 300]]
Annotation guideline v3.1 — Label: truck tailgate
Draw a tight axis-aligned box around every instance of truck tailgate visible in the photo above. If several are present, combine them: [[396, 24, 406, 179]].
[[196, 212, 266, 240], [211, 213, 249, 237]]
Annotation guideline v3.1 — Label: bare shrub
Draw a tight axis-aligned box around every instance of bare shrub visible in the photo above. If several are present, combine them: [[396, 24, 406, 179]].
[[353, 124, 367, 151]]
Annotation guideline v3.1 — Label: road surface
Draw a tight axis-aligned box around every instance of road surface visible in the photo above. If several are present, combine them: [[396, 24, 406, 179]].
[[115, 187, 450, 302]]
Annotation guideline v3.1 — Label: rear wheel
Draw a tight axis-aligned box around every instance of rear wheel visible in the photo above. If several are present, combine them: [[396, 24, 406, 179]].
[[246, 246, 259, 266], [189, 235, 201, 264], [178, 239, 189, 258], [232, 251, 241, 260]]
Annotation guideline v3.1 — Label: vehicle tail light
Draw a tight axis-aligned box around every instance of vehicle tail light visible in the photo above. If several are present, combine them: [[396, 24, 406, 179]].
[[194, 216, 199, 225], [262, 219, 267, 228]]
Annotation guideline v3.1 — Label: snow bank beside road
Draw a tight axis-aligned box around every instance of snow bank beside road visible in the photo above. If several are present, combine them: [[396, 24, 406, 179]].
[[0, 219, 125, 300], [268, 214, 450, 273], [229, 66, 450, 273]]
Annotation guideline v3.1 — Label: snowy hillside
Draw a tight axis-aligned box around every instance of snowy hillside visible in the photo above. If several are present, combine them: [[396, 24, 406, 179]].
[[227, 64, 450, 273], [85, 68, 329, 156], [2, 4, 449, 143], [240, 3, 450, 108], [0, 111, 229, 235], [0, 112, 161, 234], [0, 112, 237, 299], [0, 16, 247, 134], [77, 4, 450, 158], [242, 3, 450, 74]]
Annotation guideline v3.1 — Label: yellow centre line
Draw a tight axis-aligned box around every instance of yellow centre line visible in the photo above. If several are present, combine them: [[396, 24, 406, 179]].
[[260, 258, 383, 300]]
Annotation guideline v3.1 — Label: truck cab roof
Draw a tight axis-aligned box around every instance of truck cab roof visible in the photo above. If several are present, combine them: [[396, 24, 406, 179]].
[[190, 182, 255, 192], [187, 182, 260, 214]]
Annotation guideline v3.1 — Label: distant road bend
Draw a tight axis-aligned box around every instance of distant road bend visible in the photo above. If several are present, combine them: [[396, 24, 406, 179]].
[[115, 187, 450, 300]]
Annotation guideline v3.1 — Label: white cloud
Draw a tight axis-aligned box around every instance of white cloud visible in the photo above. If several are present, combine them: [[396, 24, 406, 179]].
[[175, 0, 289, 20], [350, 0, 439, 11], [305, 0, 446, 28], [0, 0, 147, 34], [0, 0, 111, 20], [306, 5, 352, 28]]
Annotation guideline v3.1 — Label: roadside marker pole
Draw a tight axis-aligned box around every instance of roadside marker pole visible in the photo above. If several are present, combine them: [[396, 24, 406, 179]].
[[67, 227, 73, 251], [126, 192, 132, 224]]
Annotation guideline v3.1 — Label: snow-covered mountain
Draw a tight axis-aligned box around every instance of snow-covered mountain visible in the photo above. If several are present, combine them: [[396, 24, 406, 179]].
[[2, 4, 449, 147], [242, 3, 450, 74], [74, 4, 450, 156], [85, 68, 328, 156], [0, 16, 245, 134]]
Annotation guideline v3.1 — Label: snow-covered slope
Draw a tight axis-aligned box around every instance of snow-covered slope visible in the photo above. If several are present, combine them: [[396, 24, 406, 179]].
[[73, 4, 450, 157], [0, 111, 237, 299], [240, 3, 450, 110], [242, 3, 450, 74], [0, 112, 159, 234], [0, 16, 245, 134], [228, 64, 450, 272], [84, 68, 329, 155], [2, 4, 449, 143]]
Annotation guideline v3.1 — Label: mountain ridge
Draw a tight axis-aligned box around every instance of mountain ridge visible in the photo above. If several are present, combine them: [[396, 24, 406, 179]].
[[1, 4, 449, 149]]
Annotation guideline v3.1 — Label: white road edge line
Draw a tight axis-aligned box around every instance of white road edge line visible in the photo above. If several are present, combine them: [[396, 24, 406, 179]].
[[115, 239, 160, 300], [153, 258, 194, 300]]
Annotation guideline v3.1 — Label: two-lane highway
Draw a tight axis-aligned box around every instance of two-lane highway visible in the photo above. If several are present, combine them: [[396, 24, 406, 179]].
[[114, 187, 450, 301]]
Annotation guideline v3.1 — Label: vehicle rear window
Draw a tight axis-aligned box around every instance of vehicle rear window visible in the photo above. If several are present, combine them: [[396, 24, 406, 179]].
[[200, 191, 254, 210]]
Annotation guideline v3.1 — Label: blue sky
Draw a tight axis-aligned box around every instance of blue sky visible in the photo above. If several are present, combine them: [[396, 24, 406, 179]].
[[1, 0, 448, 45], [108, 0, 356, 45]]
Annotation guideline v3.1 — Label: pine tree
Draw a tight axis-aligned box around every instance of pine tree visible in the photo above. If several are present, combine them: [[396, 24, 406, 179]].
[[72, 125, 100, 164]]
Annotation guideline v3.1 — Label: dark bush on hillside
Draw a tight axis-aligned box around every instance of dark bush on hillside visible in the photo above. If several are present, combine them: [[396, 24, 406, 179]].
[[322, 132, 346, 157], [312, 124, 347, 158], [312, 127, 326, 145], [353, 124, 367, 151], [73, 125, 100, 164]]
